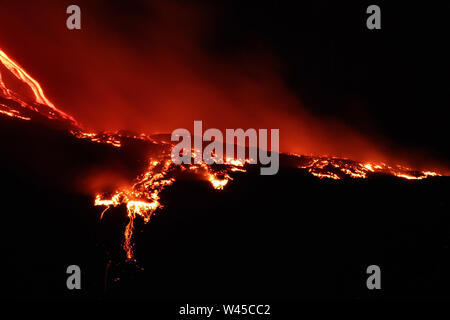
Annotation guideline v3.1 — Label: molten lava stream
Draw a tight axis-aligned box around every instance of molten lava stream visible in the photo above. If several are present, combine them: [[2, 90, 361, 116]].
[[0, 47, 444, 262]]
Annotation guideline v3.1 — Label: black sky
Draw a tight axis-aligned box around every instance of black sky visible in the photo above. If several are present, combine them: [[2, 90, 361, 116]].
[[208, 0, 450, 163], [0, 0, 449, 167]]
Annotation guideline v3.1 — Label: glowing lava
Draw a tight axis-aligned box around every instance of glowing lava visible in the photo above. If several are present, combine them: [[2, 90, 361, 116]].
[[296, 156, 441, 181], [0, 49, 77, 124], [0, 47, 443, 261]]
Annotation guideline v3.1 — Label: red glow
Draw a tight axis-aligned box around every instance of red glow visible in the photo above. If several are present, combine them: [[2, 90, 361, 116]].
[[0, 1, 397, 166], [0, 45, 445, 260]]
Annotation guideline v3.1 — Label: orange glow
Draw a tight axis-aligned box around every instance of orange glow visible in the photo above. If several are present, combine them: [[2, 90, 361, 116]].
[[94, 160, 174, 260], [207, 174, 229, 190], [0, 49, 77, 124], [0, 46, 445, 262], [0, 107, 30, 121], [298, 156, 441, 181], [92, 147, 253, 259], [71, 130, 122, 147]]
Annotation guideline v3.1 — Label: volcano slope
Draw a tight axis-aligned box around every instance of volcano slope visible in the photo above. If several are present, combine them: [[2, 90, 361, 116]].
[[1, 105, 450, 300]]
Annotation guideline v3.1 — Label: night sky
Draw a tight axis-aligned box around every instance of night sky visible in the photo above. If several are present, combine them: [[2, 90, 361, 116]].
[[0, 0, 448, 170]]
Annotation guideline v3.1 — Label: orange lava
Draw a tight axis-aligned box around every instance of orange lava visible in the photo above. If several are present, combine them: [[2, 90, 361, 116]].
[[0, 49, 77, 124], [0, 47, 444, 261]]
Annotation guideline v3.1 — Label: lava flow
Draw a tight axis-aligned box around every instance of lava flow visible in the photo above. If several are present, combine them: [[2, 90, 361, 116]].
[[0, 49, 77, 125], [93, 151, 248, 260], [0, 48, 444, 261]]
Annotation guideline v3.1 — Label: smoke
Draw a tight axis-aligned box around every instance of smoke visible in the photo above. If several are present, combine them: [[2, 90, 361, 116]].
[[0, 0, 445, 171]]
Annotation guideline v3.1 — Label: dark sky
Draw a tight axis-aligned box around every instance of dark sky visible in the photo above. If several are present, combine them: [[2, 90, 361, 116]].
[[215, 0, 450, 166], [0, 0, 449, 170]]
